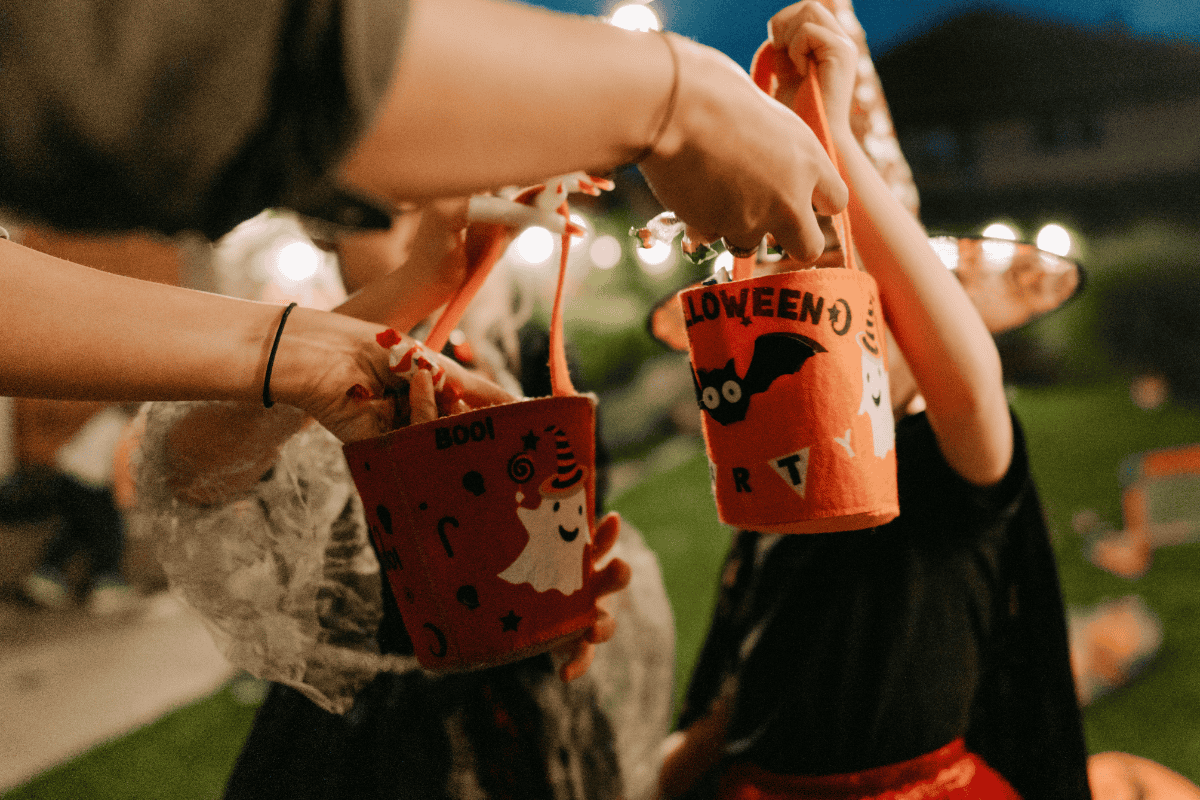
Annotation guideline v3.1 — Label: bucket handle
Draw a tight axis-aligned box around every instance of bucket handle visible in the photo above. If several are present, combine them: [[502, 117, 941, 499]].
[[422, 189, 578, 398], [731, 43, 856, 283]]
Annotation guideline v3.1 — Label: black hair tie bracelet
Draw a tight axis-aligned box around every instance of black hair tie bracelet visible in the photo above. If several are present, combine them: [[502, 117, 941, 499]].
[[263, 302, 298, 409]]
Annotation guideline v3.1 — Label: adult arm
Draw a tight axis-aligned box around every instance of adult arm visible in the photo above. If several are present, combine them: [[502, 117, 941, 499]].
[[0, 238, 508, 445], [337, 0, 847, 261], [769, 2, 1012, 486], [0, 0, 843, 258]]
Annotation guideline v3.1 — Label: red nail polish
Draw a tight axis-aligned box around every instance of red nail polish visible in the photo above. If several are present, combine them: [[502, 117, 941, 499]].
[[346, 383, 375, 401], [376, 329, 402, 348]]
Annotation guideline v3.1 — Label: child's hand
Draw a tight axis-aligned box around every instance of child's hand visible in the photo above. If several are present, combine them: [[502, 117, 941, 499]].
[[467, 172, 612, 236], [768, 1, 858, 142], [404, 353, 478, 426], [658, 695, 734, 798], [555, 511, 632, 683], [335, 198, 474, 334]]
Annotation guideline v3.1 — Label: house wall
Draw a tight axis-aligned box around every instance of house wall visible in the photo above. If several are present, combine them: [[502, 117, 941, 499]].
[[900, 95, 1200, 192]]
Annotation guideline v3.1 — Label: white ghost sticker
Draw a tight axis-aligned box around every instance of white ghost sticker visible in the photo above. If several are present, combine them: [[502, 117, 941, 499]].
[[500, 486, 590, 595], [857, 332, 895, 458]]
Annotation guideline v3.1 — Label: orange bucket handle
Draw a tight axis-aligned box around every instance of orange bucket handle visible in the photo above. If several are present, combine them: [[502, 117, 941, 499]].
[[422, 195, 577, 398], [733, 43, 855, 283]]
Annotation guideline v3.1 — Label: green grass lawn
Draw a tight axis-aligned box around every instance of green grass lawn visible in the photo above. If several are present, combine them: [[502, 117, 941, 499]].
[[4, 682, 259, 800], [614, 380, 1200, 785], [1009, 382, 1200, 780], [10, 380, 1200, 796]]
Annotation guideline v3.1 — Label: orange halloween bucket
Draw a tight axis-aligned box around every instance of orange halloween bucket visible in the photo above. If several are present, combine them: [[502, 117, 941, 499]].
[[343, 193, 601, 672], [680, 45, 898, 534]]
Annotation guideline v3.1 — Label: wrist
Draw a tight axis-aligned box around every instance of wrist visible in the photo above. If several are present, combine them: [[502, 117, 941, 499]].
[[636, 34, 714, 164], [264, 306, 375, 412], [262, 303, 299, 408], [633, 31, 682, 163], [830, 125, 860, 162]]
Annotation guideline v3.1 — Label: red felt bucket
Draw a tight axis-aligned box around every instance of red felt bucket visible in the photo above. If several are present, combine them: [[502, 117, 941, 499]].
[[343, 208, 600, 672], [681, 45, 898, 534]]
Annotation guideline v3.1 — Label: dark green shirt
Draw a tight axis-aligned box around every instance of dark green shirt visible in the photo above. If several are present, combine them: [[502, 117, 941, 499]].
[[0, 0, 406, 238]]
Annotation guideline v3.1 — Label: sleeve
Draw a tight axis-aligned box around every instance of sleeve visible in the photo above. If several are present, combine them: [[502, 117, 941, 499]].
[[964, 416, 1093, 800], [893, 410, 1030, 542], [130, 400, 417, 715], [0, 0, 406, 239]]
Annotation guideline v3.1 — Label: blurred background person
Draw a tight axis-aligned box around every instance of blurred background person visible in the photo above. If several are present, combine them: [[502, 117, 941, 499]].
[[0, 400, 139, 615]]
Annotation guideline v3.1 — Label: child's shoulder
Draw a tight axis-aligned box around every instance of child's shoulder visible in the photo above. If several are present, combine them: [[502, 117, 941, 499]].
[[894, 407, 1028, 518]]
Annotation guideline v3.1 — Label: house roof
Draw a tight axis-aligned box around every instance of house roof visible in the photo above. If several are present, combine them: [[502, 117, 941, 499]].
[[875, 7, 1200, 127]]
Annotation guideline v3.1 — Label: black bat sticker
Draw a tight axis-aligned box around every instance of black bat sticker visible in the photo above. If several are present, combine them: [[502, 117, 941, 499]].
[[693, 331, 826, 425]]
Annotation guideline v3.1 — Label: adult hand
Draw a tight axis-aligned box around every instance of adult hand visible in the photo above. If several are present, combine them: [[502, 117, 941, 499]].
[[637, 33, 848, 261], [271, 309, 512, 443]]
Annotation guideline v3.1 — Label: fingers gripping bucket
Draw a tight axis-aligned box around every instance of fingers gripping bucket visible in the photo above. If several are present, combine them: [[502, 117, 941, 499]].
[[681, 45, 899, 534], [343, 219, 600, 672]]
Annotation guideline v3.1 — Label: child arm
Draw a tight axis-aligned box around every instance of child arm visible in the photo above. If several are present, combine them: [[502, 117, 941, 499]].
[[770, 2, 1012, 487], [334, 199, 475, 334], [659, 694, 733, 798]]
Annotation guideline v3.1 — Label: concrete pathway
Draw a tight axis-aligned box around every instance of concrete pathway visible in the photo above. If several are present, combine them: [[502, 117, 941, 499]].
[[0, 588, 232, 792]]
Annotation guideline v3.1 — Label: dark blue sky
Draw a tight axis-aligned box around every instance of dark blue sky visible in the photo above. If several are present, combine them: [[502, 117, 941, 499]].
[[532, 0, 1200, 68]]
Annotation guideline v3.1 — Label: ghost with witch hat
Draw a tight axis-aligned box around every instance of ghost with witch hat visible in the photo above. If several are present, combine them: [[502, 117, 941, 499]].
[[499, 425, 591, 595], [856, 296, 895, 459]]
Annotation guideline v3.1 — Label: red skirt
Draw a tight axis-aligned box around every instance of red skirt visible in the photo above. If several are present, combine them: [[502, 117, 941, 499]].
[[717, 739, 1021, 800]]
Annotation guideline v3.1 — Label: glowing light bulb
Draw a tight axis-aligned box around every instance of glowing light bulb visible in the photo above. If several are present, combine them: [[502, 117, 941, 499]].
[[635, 240, 674, 275], [274, 240, 320, 282], [609, 3, 660, 31], [1036, 223, 1072, 257], [982, 223, 1018, 241], [981, 239, 1017, 268], [568, 213, 590, 246], [590, 235, 622, 269], [929, 237, 959, 270], [514, 226, 555, 264]]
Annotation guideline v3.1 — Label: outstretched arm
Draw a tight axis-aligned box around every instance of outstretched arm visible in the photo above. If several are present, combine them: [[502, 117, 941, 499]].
[[333, 199, 474, 333], [161, 198, 514, 503], [161, 173, 610, 502], [769, 2, 1012, 486], [337, 0, 847, 262], [0, 237, 509, 439], [0, 226, 509, 502]]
